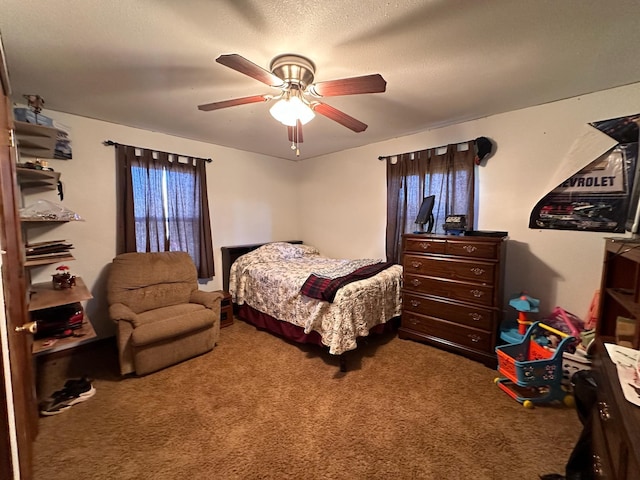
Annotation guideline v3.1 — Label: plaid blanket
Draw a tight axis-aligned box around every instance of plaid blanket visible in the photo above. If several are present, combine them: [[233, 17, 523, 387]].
[[300, 261, 395, 303]]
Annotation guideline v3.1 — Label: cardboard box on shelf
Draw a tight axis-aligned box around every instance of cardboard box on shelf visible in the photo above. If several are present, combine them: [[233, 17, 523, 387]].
[[616, 316, 636, 348]]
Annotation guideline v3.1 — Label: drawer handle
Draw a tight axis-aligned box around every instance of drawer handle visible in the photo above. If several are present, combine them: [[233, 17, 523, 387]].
[[463, 245, 477, 253], [470, 268, 485, 276], [419, 242, 431, 250], [470, 289, 484, 298], [469, 313, 483, 321], [592, 454, 603, 477], [597, 401, 611, 421], [407, 317, 419, 326], [468, 333, 481, 343], [411, 261, 423, 269], [411, 279, 422, 287], [410, 300, 421, 308]]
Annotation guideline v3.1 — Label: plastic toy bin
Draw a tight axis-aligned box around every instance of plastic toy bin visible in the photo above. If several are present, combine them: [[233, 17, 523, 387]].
[[495, 321, 576, 408], [496, 333, 561, 386]]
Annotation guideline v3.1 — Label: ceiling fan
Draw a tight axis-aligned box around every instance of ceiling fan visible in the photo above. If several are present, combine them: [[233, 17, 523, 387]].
[[197, 53, 387, 155]]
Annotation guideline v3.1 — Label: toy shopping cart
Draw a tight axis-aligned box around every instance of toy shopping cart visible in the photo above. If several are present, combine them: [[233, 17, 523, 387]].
[[495, 321, 575, 409]]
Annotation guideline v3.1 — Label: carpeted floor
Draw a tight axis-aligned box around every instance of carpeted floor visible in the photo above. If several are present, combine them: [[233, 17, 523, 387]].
[[34, 319, 580, 480]]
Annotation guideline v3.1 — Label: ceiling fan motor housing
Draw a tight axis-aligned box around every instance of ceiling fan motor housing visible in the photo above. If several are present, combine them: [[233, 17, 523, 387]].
[[270, 54, 316, 89]]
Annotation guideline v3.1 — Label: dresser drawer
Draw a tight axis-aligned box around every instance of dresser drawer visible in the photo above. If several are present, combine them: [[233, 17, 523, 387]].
[[591, 408, 615, 479], [401, 310, 493, 352], [404, 274, 495, 307], [404, 237, 446, 254], [404, 254, 495, 284], [594, 365, 633, 480], [445, 239, 499, 260], [595, 398, 625, 479], [402, 292, 495, 330]]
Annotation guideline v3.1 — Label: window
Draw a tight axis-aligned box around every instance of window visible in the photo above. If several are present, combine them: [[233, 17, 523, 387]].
[[115, 145, 215, 278], [384, 144, 475, 264]]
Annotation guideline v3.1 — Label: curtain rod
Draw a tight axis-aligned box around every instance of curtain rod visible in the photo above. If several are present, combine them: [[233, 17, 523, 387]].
[[378, 140, 474, 161], [103, 140, 212, 163]]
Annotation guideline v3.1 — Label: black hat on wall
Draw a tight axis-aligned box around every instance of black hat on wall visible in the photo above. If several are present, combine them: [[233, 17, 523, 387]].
[[474, 137, 494, 165]]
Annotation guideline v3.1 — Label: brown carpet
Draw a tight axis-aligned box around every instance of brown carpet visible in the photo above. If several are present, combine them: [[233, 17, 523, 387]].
[[34, 319, 580, 480]]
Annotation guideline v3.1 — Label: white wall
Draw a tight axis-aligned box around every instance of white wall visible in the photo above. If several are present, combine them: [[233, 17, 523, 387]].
[[22, 113, 300, 338], [22, 81, 640, 339], [298, 82, 640, 321]]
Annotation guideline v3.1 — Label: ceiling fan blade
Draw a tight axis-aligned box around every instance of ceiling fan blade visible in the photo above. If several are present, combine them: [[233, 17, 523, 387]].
[[287, 120, 304, 143], [197, 95, 269, 111], [307, 74, 386, 97], [313, 102, 368, 133], [216, 54, 285, 88]]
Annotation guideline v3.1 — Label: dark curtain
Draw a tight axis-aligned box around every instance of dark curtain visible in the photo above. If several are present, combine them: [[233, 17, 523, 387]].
[[385, 143, 475, 264], [115, 144, 215, 278]]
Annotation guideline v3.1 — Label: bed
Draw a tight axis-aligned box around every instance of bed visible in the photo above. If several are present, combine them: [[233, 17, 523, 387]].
[[221, 241, 403, 371]]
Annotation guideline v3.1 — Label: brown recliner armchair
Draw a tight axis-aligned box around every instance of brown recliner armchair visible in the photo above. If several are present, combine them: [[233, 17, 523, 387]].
[[107, 251, 223, 376]]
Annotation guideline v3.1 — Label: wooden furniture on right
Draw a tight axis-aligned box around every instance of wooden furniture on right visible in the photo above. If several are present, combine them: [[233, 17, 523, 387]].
[[591, 338, 640, 479], [597, 238, 640, 348], [399, 233, 507, 367], [592, 238, 640, 479]]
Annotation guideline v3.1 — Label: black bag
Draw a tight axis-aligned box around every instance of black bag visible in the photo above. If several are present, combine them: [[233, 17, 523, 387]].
[[540, 370, 597, 480], [564, 370, 597, 480], [32, 302, 84, 339]]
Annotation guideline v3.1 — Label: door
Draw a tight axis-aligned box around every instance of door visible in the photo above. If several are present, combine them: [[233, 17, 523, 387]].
[[0, 33, 37, 480]]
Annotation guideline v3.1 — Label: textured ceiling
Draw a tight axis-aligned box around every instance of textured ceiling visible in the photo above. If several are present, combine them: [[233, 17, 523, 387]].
[[2, 0, 640, 160]]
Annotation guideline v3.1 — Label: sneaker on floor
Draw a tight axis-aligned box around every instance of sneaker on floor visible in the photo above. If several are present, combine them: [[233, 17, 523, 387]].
[[42, 376, 92, 402], [39, 381, 95, 416], [63, 375, 92, 387]]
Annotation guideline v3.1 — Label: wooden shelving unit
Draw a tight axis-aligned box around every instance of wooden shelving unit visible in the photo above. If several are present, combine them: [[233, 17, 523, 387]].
[[28, 277, 92, 311], [15, 167, 60, 188], [17, 168, 76, 267], [21, 218, 70, 224], [14, 121, 57, 159], [32, 321, 96, 356], [597, 238, 640, 348], [24, 254, 75, 268], [28, 277, 96, 355], [15, 165, 94, 356]]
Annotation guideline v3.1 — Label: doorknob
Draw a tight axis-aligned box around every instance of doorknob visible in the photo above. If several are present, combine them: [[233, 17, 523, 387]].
[[15, 321, 37, 334]]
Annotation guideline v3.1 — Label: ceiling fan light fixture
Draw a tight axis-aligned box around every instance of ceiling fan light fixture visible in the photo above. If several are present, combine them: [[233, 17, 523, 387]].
[[269, 95, 315, 126]]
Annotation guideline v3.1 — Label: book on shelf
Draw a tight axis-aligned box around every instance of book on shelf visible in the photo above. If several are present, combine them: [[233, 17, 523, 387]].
[[25, 239, 73, 257], [25, 251, 74, 261], [26, 245, 74, 255], [26, 239, 68, 247]]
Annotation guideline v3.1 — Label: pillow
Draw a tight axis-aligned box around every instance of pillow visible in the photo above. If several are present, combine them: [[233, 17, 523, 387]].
[[250, 242, 319, 260], [231, 242, 319, 281], [293, 244, 320, 256]]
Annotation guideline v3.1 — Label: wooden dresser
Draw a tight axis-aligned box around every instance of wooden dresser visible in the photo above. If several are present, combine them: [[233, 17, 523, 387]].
[[399, 233, 507, 367]]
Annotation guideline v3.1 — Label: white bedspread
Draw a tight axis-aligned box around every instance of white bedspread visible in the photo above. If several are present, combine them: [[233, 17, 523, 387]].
[[229, 242, 403, 355]]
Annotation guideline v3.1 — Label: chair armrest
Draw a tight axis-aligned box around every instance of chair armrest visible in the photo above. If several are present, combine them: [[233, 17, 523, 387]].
[[109, 302, 139, 326], [190, 290, 224, 310]]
